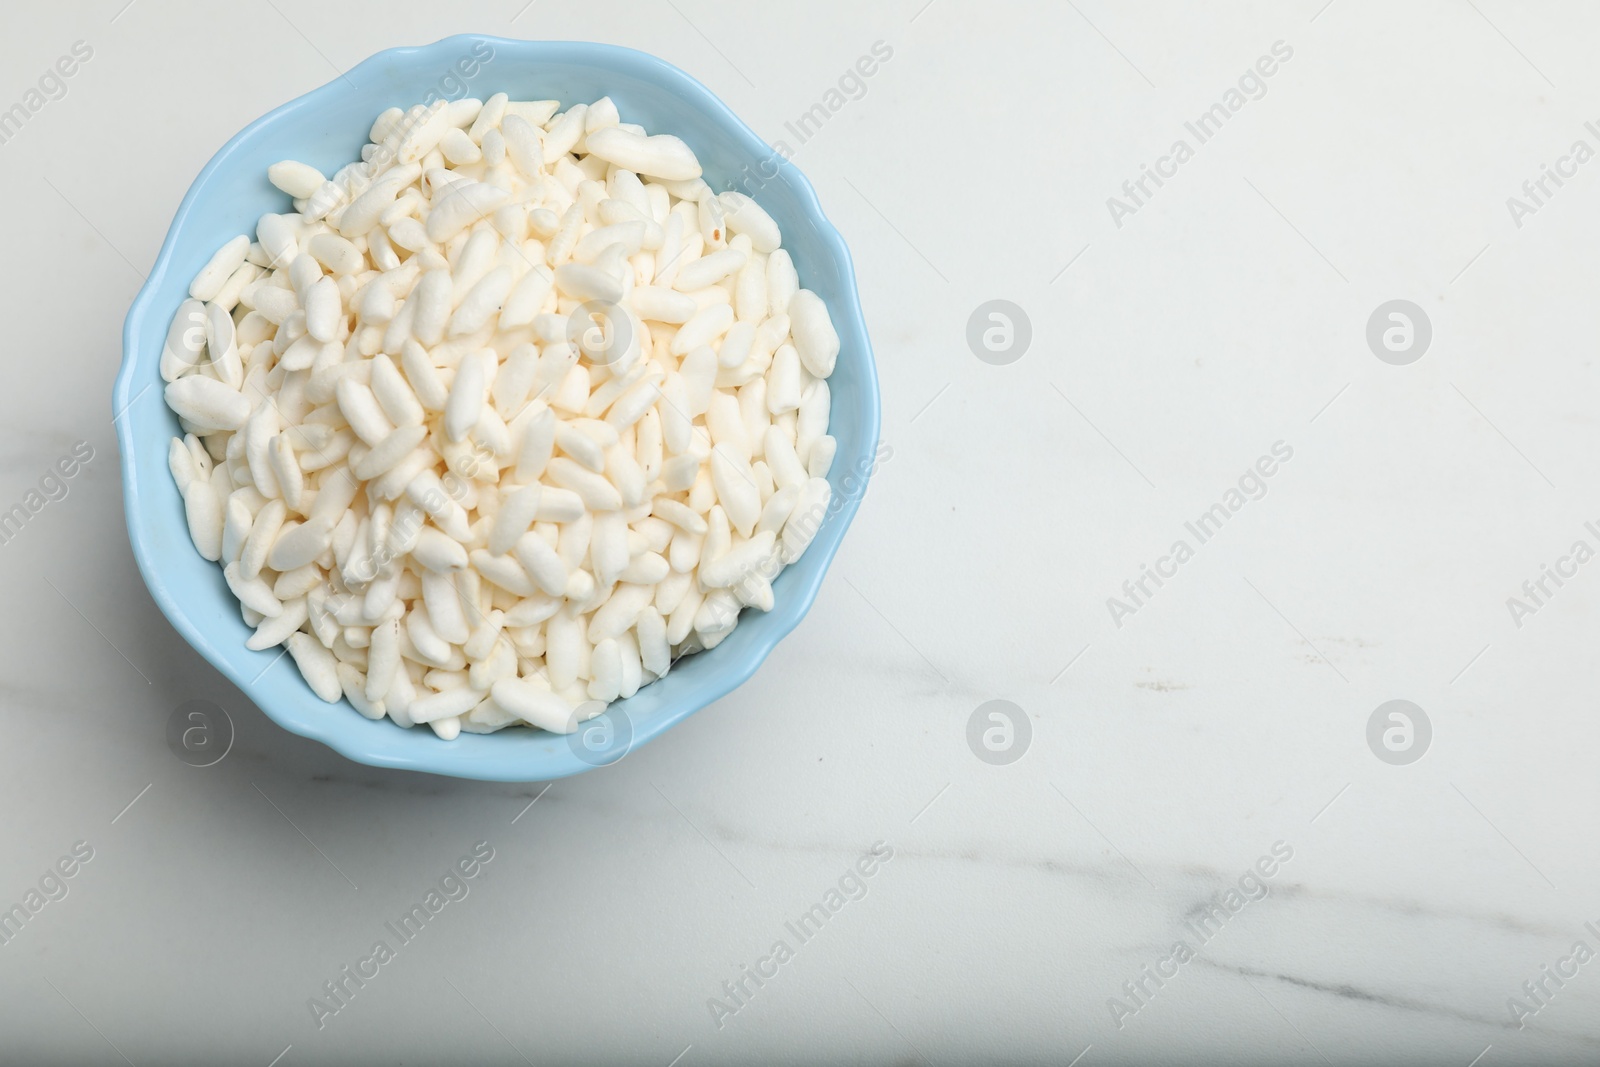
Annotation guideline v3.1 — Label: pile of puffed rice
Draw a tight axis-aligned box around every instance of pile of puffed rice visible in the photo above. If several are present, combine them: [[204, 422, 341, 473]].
[[161, 92, 839, 739]]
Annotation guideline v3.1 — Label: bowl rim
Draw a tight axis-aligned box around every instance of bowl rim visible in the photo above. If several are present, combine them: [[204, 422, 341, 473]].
[[115, 35, 881, 781]]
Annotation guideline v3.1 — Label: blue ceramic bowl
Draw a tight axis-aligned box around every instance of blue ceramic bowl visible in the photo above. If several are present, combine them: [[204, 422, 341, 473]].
[[115, 36, 880, 781]]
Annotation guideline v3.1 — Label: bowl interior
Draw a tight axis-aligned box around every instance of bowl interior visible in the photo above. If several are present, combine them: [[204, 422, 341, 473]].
[[116, 37, 880, 781]]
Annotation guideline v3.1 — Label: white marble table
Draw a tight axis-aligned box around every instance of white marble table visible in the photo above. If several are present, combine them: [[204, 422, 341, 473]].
[[2, 0, 1598, 1063]]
